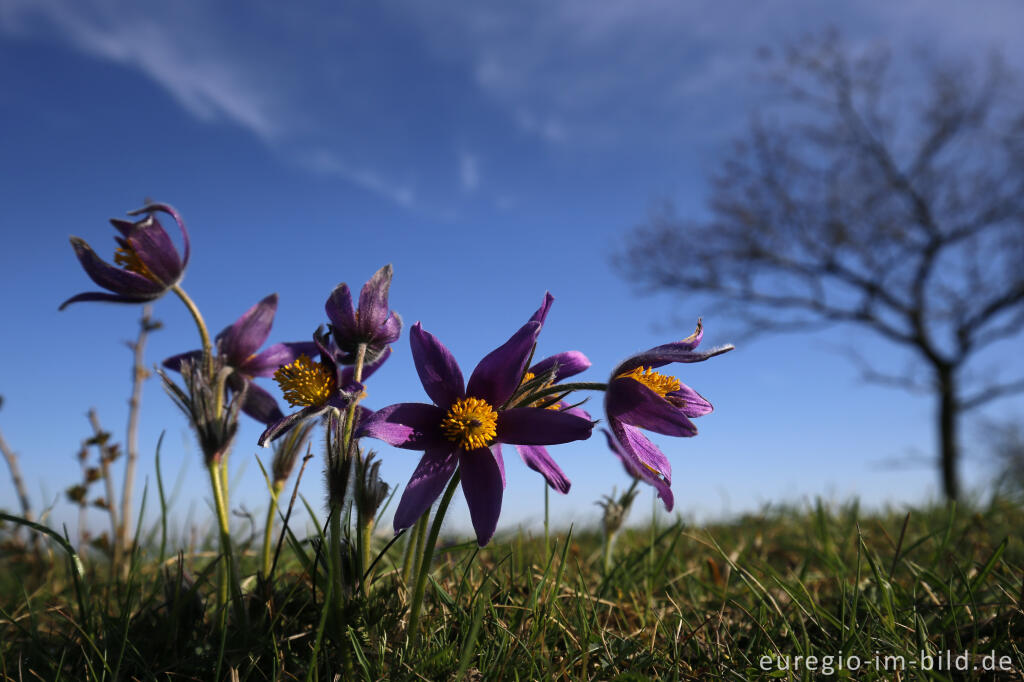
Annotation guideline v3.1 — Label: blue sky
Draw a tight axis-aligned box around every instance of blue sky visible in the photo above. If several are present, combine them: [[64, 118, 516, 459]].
[[2, 0, 1023, 541]]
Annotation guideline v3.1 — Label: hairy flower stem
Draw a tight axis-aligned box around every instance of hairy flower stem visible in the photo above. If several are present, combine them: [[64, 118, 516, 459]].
[[208, 460, 239, 629], [400, 515, 425, 584], [406, 471, 460, 650], [341, 343, 368, 453], [262, 481, 284, 577], [172, 284, 237, 614], [360, 518, 374, 594], [170, 284, 213, 371]]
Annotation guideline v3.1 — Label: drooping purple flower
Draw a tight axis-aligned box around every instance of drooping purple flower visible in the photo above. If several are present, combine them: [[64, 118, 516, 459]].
[[60, 203, 190, 310], [325, 264, 402, 365], [163, 294, 318, 425], [257, 327, 386, 446], [359, 320, 594, 546], [256, 325, 387, 444], [509, 293, 592, 494], [603, 321, 734, 510]]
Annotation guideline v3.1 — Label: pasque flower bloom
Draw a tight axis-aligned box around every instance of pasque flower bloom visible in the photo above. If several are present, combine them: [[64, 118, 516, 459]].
[[325, 264, 402, 365], [60, 203, 190, 309], [510, 293, 592, 494], [604, 321, 733, 510], [163, 294, 318, 425], [257, 328, 387, 446], [359, 319, 594, 546]]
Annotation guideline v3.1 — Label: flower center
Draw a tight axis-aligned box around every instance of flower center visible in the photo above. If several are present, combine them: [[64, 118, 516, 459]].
[[113, 245, 158, 281], [441, 397, 498, 450], [618, 366, 681, 398], [274, 355, 336, 407]]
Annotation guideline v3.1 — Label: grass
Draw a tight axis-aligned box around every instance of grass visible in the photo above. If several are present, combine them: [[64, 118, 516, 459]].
[[2, 495, 1023, 680]]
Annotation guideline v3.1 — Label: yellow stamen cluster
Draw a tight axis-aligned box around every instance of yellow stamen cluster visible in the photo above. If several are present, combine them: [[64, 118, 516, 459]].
[[519, 371, 561, 410], [114, 245, 157, 281], [618, 366, 681, 398], [274, 355, 336, 407], [441, 397, 498, 450]]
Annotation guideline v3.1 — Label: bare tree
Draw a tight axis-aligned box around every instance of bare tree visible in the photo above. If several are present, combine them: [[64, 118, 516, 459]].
[[616, 34, 1024, 500]]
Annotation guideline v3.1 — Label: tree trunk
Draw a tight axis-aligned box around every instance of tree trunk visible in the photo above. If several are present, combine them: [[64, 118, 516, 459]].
[[936, 365, 960, 501]]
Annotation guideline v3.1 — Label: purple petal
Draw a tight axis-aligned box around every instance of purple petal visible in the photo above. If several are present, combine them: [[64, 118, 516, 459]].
[[466, 321, 541, 407], [59, 291, 157, 309], [217, 294, 277, 363], [497, 407, 594, 445], [243, 341, 320, 377], [109, 218, 135, 237], [258, 405, 327, 446], [127, 203, 190, 269], [611, 322, 732, 376], [239, 381, 284, 425], [559, 403, 593, 421], [515, 445, 571, 494], [602, 429, 674, 511], [125, 214, 183, 286], [325, 282, 357, 340], [493, 442, 506, 486], [529, 292, 555, 326], [66, 237, 164, 297], [377, 311, 402, 345], [357, 402, 447, 449], [609, 418, 672, 484], [605, 377, 698, 437], [459, 446, 505, 546], [357, 264, 393, 334], [529, 351, 592, 382], [410, 323, 464, 407], [667, 384, 714, 418], [162, 349, 203, 372], [392, 447, 458, 531]]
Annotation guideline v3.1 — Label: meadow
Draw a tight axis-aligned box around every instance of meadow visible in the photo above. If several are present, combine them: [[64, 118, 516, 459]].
[[2, 492, 1022, 680], [2, 202, 1023, 680]]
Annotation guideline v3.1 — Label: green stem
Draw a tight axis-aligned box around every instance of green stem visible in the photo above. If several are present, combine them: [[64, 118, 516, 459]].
[[360, 518, 374, 594], [341, 343, 368, 455], [262, 482, 283, 577], [400, 515, 423, 584], [602, 529, 617, 576], [329, 504, 345, 618], [406, 472, 460, 649], [170, 284, 212, 366], [407, 513, 429, 585], [544, 482, 550, 561], [208, 461, 233, 622]]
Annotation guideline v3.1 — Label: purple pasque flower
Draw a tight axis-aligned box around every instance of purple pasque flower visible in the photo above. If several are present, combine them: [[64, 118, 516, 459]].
[[325, 264, 402, 365], [60, 203, 190, 310], [603, 320, 733, 510], [359, 320, 595, 546], [257, 327, 386, 446], [509, 293, 592, 494], [163, 294, 318, 425], [602, 428, 674, 510]]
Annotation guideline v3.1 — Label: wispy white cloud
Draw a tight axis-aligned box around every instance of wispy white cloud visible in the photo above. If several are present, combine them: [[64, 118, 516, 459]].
[[303, 149, 416, 208], [0, 0, 425, 209], [0, 0, 282, 140], [397, 0, 1024, 147]]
